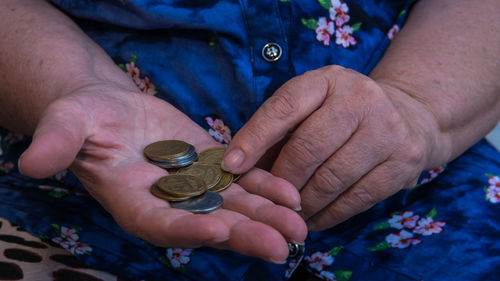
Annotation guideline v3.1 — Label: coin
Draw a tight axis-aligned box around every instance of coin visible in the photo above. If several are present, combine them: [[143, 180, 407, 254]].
[[209, 170, 233, 193], [232, 174, 241, 182], [150, 184, 192, 202], [170, 191, 223, 213], [177, 163, 222, 189], [144, 140, 191, 161], [156, 174, 206, 198], [197, 147, 226, 164], [148, 151, 198, 168]]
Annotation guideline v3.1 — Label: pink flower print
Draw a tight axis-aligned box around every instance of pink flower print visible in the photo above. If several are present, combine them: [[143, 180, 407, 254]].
[[305, 251, 334, 272], [142, 76, 156, 95], [387, 24, 400, 40], [420, 166, 446, 184], [486, 184, 500, 203], [488, 175, 500, 188], [387, 211, 419, 229], [429, 166, 445, 178], [329, 0, 350, 27], [51, 225, 92, 256], [51, 236, 64, 245], [126, 62, 141, 82], [315, 17, 335, 46], [60, 226, 80, 241], [205, 117, 232, 145], [315, 270, 337, 281], [335, 25, 357, 48], [486, 176, 500, 203], [413, 217, 446, 235], [386, 230, 422, 249], [71, 243, 93, 255], [166, 248, 192, 269], [61, 240, 78, 251], [52, 236, 77, 251]]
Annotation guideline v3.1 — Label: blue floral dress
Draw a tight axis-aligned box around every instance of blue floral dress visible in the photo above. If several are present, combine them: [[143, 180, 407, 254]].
[[0, 1, 499, 280]]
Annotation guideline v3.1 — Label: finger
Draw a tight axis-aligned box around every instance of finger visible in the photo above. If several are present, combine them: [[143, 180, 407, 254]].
[[298, 119, 394, 220], [77, 161, 231, 248], [208, 209, 290, 263], [136, 206, 231, 248], [222, 184, 308, 244], [237, 168, 302, 210], [78, 160, 293, 261], [222, 68, 333, 174], [306, 161, 418, 231], [269, 96, 360, 189], [19, 101, 89, 179]]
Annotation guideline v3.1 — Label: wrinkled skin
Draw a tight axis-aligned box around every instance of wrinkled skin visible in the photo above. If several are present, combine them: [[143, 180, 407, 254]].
[[19, 81, 308, 263]]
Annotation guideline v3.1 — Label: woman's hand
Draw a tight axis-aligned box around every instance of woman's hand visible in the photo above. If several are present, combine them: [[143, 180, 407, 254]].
[[222, 0, 500, 232], [222, 65, 445, 231], [18, 82, 307, 263]]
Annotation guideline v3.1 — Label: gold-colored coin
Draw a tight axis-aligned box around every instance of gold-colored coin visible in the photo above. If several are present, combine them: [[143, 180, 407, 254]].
[[233, 174, 241, 182], [209, 171, 233, 193], [150, 184, 191, 202], [144, 140, 191, 161], [156, 174, 206, 198], [197, 147, 226, 164], [177, 163, 222, 189]]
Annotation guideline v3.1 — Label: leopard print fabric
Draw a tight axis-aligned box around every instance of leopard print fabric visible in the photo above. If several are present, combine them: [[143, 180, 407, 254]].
[[0, 217, 125, 281]]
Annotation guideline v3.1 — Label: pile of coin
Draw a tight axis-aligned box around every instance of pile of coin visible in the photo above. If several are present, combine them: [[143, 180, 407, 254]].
[[144, 140, 238, 213], [143, 140, 198, 169], [145, 140, 303, 257]]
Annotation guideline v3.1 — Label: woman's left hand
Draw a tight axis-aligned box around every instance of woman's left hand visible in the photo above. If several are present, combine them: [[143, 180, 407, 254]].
[[222, 65, 446, 231]]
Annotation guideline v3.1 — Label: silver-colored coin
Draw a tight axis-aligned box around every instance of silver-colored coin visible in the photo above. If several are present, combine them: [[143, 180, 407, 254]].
[[170, 191, 223, 213], [148, 151, 198, 168]]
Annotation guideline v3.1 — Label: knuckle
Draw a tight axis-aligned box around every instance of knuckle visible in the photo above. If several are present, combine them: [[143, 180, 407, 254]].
[[381, 110, 406, 140], [264, 87, 300, 120], [356, 78, 385, 101], [322, 64, 345, 75], [310, 165, 345, 197], [402, 137, 426, 166], [244, 121, 269, 144], [349, 187, 379, 208], [284, 134, 324, 167]]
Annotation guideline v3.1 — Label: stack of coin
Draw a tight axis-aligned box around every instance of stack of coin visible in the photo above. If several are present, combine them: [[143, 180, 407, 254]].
[[150, 174, 206, 202], [144, 140, 198, 168], [145, 140, 240, 213], [145, 140, 302, 257], [183, 147, 236, 193]]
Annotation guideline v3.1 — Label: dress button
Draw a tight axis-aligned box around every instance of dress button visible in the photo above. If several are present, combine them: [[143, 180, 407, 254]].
[[261, 42, 282, 62]]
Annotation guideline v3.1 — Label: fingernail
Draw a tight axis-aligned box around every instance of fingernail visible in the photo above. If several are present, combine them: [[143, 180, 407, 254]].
[[17, 152, 25, 175], [293, 205, 302, 212], [221, 149, 245, 171], [269, 258, 287, 264]]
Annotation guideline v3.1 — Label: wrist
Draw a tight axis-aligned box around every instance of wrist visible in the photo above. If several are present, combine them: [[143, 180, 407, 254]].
[[377, 81, 452, 170]]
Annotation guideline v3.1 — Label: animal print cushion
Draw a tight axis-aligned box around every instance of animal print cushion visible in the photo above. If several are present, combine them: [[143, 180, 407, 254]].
[[0, 217, 124, 281]]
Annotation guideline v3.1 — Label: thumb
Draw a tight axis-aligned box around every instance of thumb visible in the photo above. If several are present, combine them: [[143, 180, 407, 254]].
[[221, 71, 328, 174], [19, 106, 88, 179]]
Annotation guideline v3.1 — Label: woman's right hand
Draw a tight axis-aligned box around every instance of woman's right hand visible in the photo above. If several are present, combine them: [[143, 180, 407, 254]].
[[18, 81, 307, 263]]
